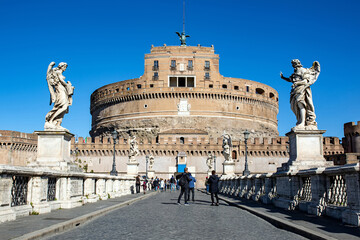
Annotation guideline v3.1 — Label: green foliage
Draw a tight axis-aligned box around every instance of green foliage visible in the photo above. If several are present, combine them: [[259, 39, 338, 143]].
[[30, 211, 39, 215], [108, 193, 111, 199]]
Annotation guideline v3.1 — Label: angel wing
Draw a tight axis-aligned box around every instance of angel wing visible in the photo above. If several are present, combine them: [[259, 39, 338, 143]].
[[308, 61, 321, 85], [176, 32, 181, 37], [46, 62, 56, 105], [186, 35, 190, 38]]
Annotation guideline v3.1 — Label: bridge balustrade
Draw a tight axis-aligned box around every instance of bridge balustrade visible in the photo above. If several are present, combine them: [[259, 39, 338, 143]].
[[218, 163, 360, 226], [0, 165, 136, 223]]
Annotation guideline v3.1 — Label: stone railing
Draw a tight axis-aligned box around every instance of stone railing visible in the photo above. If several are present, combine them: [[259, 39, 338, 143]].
[[0, 165, 136, 223], [218, 163, 360, 226]]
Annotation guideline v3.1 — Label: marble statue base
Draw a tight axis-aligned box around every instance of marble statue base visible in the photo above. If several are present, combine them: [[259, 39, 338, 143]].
[[277, 130, 333, 173], [127, 162, 139, 176], [29, 131, 81, 172], [147, 170, 155, 178], [222, 161, 235, 175]]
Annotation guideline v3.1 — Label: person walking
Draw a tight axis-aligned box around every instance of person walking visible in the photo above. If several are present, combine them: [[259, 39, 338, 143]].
[[176, 168, 192, 205], [205, 176, 209, 193], [135, 175, 141, 194], [160, 178, 165, 192], [208, 170, 220, 206], [170, 176, 176, 192], [187, 173, 196, 202], [143, 178, 147, 194]]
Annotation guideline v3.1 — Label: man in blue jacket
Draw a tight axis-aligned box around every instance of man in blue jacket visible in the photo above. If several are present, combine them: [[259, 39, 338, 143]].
[[187, 173, 196, 202]]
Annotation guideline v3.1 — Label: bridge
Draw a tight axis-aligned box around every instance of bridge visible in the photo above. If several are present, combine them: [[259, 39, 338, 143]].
[[0, 171, 359, 240]]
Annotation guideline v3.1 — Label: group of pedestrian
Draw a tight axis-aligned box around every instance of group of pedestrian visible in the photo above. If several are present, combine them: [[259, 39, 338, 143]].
[[176, 168, 197, 205], [136, 168, 220, 207]]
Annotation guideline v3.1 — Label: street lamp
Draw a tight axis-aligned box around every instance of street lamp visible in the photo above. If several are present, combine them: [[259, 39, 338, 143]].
[[213, 155, 217, 172], [145, 155, 149, 179], [110, 130, 118, 176], [243, 130, 250, 176]]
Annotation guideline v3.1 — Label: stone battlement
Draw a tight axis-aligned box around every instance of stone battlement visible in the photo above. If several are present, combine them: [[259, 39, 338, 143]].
[[71, 135, 343, 158], [0, 130, 37, 166], [344, 121, 360, 135]]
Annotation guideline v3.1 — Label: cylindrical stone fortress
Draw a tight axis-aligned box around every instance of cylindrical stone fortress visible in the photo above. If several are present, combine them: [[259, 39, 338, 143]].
[[90, 45, 279, 140]]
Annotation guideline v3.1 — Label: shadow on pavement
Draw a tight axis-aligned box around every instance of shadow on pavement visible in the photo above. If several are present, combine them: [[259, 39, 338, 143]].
[[222, 193, 360, 238]]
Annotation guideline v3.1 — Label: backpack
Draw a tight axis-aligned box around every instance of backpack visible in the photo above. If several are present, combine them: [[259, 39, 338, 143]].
[[179, 174, 187, 187]]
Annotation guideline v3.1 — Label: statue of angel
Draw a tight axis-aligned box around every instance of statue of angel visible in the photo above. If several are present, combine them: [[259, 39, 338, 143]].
[[44, 62, 74, 131], [176, 32, 190, 46], [280, 59, 320, 131], [148, 154, 155, 170], [222, 133, 233, 162], [129, 135, 140, 162], [206, 153, 214, 170]]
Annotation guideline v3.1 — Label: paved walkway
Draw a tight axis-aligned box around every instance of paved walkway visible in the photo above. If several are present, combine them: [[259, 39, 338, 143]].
[[0, 193, 153, 240], [215, 190, 360, 240], [46, 190, 306, 240]]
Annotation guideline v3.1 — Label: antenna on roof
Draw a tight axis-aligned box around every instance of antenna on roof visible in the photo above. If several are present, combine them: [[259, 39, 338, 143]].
[[176, 0, 190, 46]]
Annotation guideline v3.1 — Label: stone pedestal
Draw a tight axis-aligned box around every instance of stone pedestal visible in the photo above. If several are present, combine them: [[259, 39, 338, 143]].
[[30, 131, 81, 172], [278, 130, 333, 172], [222, 161, 235, 175], [127, 162, 139, 176], [147, 170, 155, 178]]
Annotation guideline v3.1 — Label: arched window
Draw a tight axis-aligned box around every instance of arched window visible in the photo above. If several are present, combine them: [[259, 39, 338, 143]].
[[256, 88, 265, 95], [269, 92, 275, 99], [232, 150, 237, 160], [180, 137, 184, 144]]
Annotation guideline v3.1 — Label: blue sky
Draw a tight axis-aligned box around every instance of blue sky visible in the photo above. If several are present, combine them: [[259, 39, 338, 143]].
[[0, 0, 359, 139]]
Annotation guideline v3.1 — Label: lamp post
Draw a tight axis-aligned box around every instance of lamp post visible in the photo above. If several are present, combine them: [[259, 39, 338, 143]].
[[213, 155, 217, 172], [145, 155, 149, 179], [110, 130, 118, 176], [243, 130, 250, 176]]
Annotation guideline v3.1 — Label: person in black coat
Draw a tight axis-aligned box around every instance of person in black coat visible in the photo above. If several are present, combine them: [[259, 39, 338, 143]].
[[176, 168, 192, 205], [208, 170, 220, 206]]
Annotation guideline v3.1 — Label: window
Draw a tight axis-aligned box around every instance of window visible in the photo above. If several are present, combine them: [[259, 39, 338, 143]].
[[187, 77, 195, 87], [205, 61, 210, 69], [246, 86, 250, 92], [171, 60, 176, 69], [137, 84, 142, 89], [168, 76, 196, 88], [116, 88, 119, 92], [236, 106, 240, 110], [234, 86, 239, 90], [256, 88, 265, 95], [269, 92, 275, 99], [180, 137, 184, 144], [126, 87, 130, 91], [153, 60, 159, 70], [188, 60, 193, 69], [178, 77, 186, 87], [144, 104, 148, 108], [222, 84, 227, 89], [150, 84, 154, 88], [209, 84, 213, 88], [205, 72, 210, 79], [169, 77, 177, 87]]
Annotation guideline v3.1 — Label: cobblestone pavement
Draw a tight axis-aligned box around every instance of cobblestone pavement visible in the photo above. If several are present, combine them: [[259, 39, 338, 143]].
[[47, 190, 306, 240], [0, 193, 144, 240]]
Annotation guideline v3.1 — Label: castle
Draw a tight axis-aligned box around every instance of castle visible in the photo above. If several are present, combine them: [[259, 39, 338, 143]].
[[1, 44, 352, 186]]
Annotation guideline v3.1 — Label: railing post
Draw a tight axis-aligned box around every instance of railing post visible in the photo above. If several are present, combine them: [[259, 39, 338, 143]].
[[307, 170, 327, 216], [29, 176, 51, 214], [342, 166, 360, 226], [0, 174, 16, 222]]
